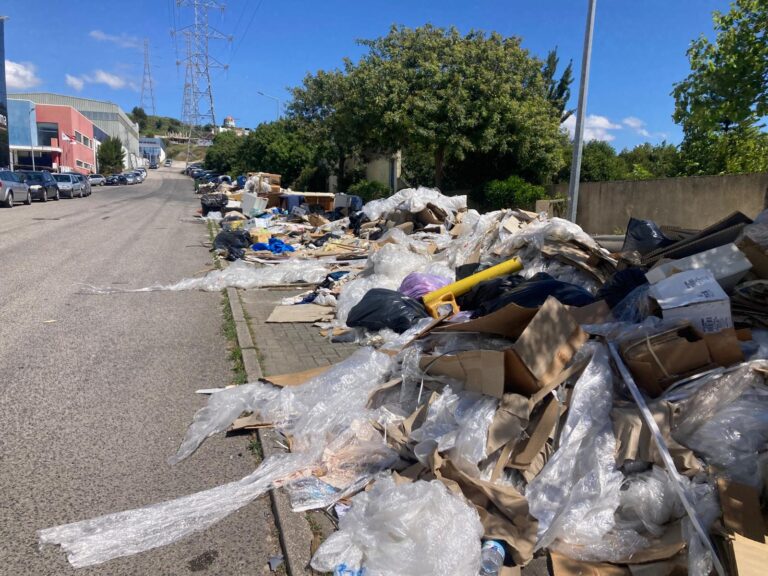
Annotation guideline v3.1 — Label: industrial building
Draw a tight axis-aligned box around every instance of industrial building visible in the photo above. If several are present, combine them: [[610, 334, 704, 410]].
[[139, 137, 166, 164], [9, 92, 140, 169]]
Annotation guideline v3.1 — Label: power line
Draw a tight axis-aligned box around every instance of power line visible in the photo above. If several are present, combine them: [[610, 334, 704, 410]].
[[227, 0, 263, 64]]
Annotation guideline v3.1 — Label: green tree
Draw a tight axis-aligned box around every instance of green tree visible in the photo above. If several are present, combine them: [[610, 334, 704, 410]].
[[579, 141, 627, 182], [130, 107, 148, 132], [235, 120, 316, 188], [542, 48, 574, 123], [355, 25, 567, 188], [672, 0, 768, 173], [617, 142, 683, 178], [204, 131, 242, 174], [97, 136, 125, 174]]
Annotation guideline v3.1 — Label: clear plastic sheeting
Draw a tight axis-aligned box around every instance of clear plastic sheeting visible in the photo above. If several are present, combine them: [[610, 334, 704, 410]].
[[673, 364, 768, 486], [361, 187, 467, 223], [616, 466, 684, 537], [310, 476, 484, 576], [169, 383, 279, 464], [410, 387, 497, 475], [81, 260, 331, 294], [527, 344, 634, 556], [40, 348, 394, 568], [38, 451, 313, 568]]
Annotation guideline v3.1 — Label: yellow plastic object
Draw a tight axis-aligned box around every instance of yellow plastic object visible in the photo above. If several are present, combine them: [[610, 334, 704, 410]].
[[422, 257, 523, 318]]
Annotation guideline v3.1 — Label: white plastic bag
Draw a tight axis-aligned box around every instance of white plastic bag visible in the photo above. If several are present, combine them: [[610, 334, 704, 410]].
[[310, 476, 483, 576]]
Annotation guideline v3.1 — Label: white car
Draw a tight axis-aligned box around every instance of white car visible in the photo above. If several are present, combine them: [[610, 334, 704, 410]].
[[88, 174, 106, 186]]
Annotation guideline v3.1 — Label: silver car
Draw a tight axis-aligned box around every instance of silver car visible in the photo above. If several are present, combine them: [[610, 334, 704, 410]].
[[123, 173, 137, 185], [53, 173, 83, 198], [88, 174, 106, 186], [0, 170, 31, 207]]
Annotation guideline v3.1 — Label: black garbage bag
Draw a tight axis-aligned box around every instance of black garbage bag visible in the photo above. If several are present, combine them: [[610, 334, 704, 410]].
[[622, 218, 675, 255], [200, 193, 229, 216], [457, 274, 527, 310], [596, 267, 649, 309], [213, 229, 251, 261], [349, 211, 370, 235], [347, 288, 430, 333], [470, 273, 596, 318]]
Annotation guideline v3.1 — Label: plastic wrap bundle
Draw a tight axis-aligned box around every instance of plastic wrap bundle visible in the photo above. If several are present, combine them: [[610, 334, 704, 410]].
[[81, 260, 331, 294], [442, 210, 506, 269], [673, 362, 768, 486], [615, 466, 684, 537], [527, 344, 647, 561], [310, 476, 484, 576], [362, 187, 467, 223], [410, 387, 498, 476], [491, 217, 600, 255], [40, 349, 394, 567], [398, 272, 452, 299]]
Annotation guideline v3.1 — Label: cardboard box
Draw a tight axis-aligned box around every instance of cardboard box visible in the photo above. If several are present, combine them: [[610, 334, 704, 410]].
[[717, 479, 768, 576], [648, 269, 733, 333], [619, 325, 742, 397], [645, 243, 752, 290], [425, 297, 588, 397], [737, 235, 768, 279]]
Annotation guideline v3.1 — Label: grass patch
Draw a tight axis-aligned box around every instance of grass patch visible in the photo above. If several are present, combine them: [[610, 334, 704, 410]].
[[221, 293, 248, 385], [247, 434, 263, 459]]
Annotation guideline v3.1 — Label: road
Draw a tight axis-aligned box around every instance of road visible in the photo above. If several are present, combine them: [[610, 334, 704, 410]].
[[0, 167, 282, 575]]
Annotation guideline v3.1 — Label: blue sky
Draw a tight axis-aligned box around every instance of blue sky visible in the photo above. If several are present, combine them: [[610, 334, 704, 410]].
[[3, 0, 730, 151]]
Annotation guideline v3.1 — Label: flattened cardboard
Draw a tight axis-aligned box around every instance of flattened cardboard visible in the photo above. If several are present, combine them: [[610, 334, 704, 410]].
[[430, 297, 587, 396], [731, 533, 768, 576], [567, 300, 615, 325], [550, 552, 629, 576], [507, 395, 560, 469], [645, 243, 752, 290], [737, 236, 768, 279], [717, 479, 766, 543], [263, 365, 330, 387], [266, 304, 334, 323]]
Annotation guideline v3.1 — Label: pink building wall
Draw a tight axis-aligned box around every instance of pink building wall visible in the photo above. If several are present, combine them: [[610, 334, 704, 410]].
[[35, 104, 96, 174]]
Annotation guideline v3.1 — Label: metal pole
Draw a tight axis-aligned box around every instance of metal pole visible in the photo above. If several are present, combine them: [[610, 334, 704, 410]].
[[29, 107, 36, 171], [567, 0, 597, 223]]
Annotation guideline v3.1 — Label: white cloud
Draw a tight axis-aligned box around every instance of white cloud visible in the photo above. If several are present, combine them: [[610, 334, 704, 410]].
[[5, 60, 42, 90], [65, 74, 84, 91], [64, 69, 138, 92], [622, 116, 651, 137], [89, 29, 142, 50], [562, 114, 622, 142], [90, 70, 126, 89]]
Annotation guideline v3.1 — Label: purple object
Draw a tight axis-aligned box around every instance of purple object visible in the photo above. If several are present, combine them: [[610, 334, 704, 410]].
[[398, 272, 452, 299]]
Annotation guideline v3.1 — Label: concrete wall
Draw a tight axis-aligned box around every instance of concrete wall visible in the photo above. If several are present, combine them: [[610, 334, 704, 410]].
[[553, 173, 768, 234]]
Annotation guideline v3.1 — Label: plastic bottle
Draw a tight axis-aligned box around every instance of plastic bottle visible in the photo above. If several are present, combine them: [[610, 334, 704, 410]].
[[478, 540, 505, 575]]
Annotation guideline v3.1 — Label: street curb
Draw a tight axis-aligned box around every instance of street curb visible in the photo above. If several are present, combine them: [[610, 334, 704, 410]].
[[226, 287, 315, 576]]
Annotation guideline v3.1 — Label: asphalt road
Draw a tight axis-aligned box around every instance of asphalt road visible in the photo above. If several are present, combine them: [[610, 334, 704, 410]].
[[0, 167, 282, 575]]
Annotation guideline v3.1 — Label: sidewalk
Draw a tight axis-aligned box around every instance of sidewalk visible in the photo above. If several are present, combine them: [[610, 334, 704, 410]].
[[227, 286, 357, 575]]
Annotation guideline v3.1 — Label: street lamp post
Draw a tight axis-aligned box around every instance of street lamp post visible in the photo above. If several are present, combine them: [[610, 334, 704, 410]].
[[256, 90, 281, 121], [567, 0, 597, 223]]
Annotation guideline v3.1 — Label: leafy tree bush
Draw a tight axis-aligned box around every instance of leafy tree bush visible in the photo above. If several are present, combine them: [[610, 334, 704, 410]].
[[348, 179, 391, 203], [484, 176, 548, 210], [97, 136, 125, 174]]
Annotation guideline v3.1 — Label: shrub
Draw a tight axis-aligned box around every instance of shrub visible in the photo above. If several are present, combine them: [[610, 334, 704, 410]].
[[348, 179, 391, 203], [484, 175, 548, 211]]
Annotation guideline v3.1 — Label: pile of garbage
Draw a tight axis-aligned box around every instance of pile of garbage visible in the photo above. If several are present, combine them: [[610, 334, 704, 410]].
[[56, 187, 768, 576]]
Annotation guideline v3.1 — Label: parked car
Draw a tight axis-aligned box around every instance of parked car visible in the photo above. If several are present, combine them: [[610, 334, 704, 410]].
[[18, 170, 60, 202], [89, 174, 106, 186], [123, 173, 137, 185], [0, 170, 31, 207], [75, 174, 92, 196], [53, 173, 83, 198], [106, 174, 128, 185], [149, 161, 158, 169], [131, 171, 144, 183], [164, 159, 172, 167]]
